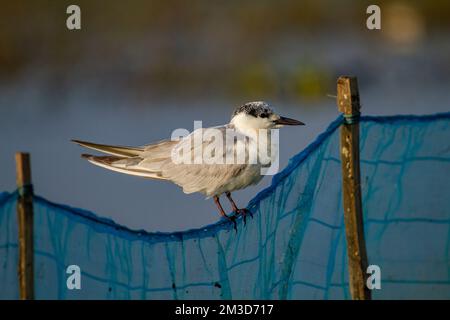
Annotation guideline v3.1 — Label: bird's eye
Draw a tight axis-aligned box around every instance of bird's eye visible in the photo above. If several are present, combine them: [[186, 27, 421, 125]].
[[260, 113, 268, 118]]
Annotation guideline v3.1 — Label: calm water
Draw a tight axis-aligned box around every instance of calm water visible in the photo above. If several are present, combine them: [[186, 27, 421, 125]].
[[1, 79, 449, 232], [1, 31, 450, 231]]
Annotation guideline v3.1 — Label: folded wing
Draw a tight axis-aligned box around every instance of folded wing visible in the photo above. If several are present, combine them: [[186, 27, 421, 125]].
[[73, 139, 177, 180], [73, 125, 262, 196]]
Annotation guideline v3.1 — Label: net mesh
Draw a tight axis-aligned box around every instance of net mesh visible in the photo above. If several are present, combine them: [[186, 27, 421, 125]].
[[1, 113, 449, 299]]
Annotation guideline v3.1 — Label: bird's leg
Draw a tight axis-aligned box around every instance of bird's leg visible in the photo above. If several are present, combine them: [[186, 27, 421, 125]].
[[225, 192, 252, 225], [213, 195, 237, 231]]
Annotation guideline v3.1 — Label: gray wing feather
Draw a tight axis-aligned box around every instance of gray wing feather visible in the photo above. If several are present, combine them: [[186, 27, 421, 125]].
[[154, 125, 262, 196], [77, 125, 263, 196]]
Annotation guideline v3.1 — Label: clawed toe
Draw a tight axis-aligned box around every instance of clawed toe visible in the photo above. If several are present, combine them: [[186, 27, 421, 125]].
[[243, 208, 253, 219], [233, 208, 253, 226], [226, 215, 237, 232]]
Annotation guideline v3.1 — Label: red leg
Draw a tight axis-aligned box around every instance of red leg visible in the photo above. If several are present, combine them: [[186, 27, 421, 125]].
[[214, 195, 237, 231], [225, 192, 252, 224]]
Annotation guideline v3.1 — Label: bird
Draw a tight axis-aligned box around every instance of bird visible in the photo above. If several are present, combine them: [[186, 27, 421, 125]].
[[72, 101, 304, 229]]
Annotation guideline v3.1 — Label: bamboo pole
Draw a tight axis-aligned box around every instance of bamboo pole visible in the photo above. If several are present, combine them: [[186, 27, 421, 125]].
[[15, 152, 34, 300], [336, 76, 371, 300]]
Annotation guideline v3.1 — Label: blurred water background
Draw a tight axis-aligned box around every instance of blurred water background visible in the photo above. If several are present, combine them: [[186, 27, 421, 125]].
[[1, 0, 449, 231]]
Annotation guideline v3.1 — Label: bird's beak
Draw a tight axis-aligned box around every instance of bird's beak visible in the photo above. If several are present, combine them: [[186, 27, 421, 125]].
[[274, 116, 305, 126]]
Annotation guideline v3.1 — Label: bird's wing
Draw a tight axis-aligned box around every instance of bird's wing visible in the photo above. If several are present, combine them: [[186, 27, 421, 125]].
[[77, 139, 178, 180], [153, 125, 260, 196], [74, 125, 261, 195]]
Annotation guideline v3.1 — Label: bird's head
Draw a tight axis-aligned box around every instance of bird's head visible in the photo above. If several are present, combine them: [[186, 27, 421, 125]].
[[230, 101, 304, 132]]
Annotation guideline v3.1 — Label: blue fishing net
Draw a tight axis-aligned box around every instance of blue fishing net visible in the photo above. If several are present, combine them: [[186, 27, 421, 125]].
[[1, 113, 449, 299]]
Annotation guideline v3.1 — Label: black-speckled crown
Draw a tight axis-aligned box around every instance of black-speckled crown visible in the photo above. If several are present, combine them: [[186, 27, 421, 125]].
[[232, 101, 274, 119]]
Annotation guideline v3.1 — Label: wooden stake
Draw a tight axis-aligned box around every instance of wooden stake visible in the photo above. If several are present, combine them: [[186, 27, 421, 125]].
[[15, 152, 34, 300], [337, 76, 371, 300]]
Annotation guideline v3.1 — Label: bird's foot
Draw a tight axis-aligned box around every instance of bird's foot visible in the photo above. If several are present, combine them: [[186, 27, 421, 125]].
[[233, 208, 253, 225], [225, 215, 237, 232]]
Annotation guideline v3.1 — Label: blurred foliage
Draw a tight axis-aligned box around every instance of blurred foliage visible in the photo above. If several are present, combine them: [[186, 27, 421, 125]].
[[0, 0, 449, 103], [234, 62, 277, 99], [290, 65, 330, 101]]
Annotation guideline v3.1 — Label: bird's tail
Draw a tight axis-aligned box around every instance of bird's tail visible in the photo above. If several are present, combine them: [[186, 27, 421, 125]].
[[72, 139, 144, 157], [81, 154, 166, 180], [73, 139, 166, 180]]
